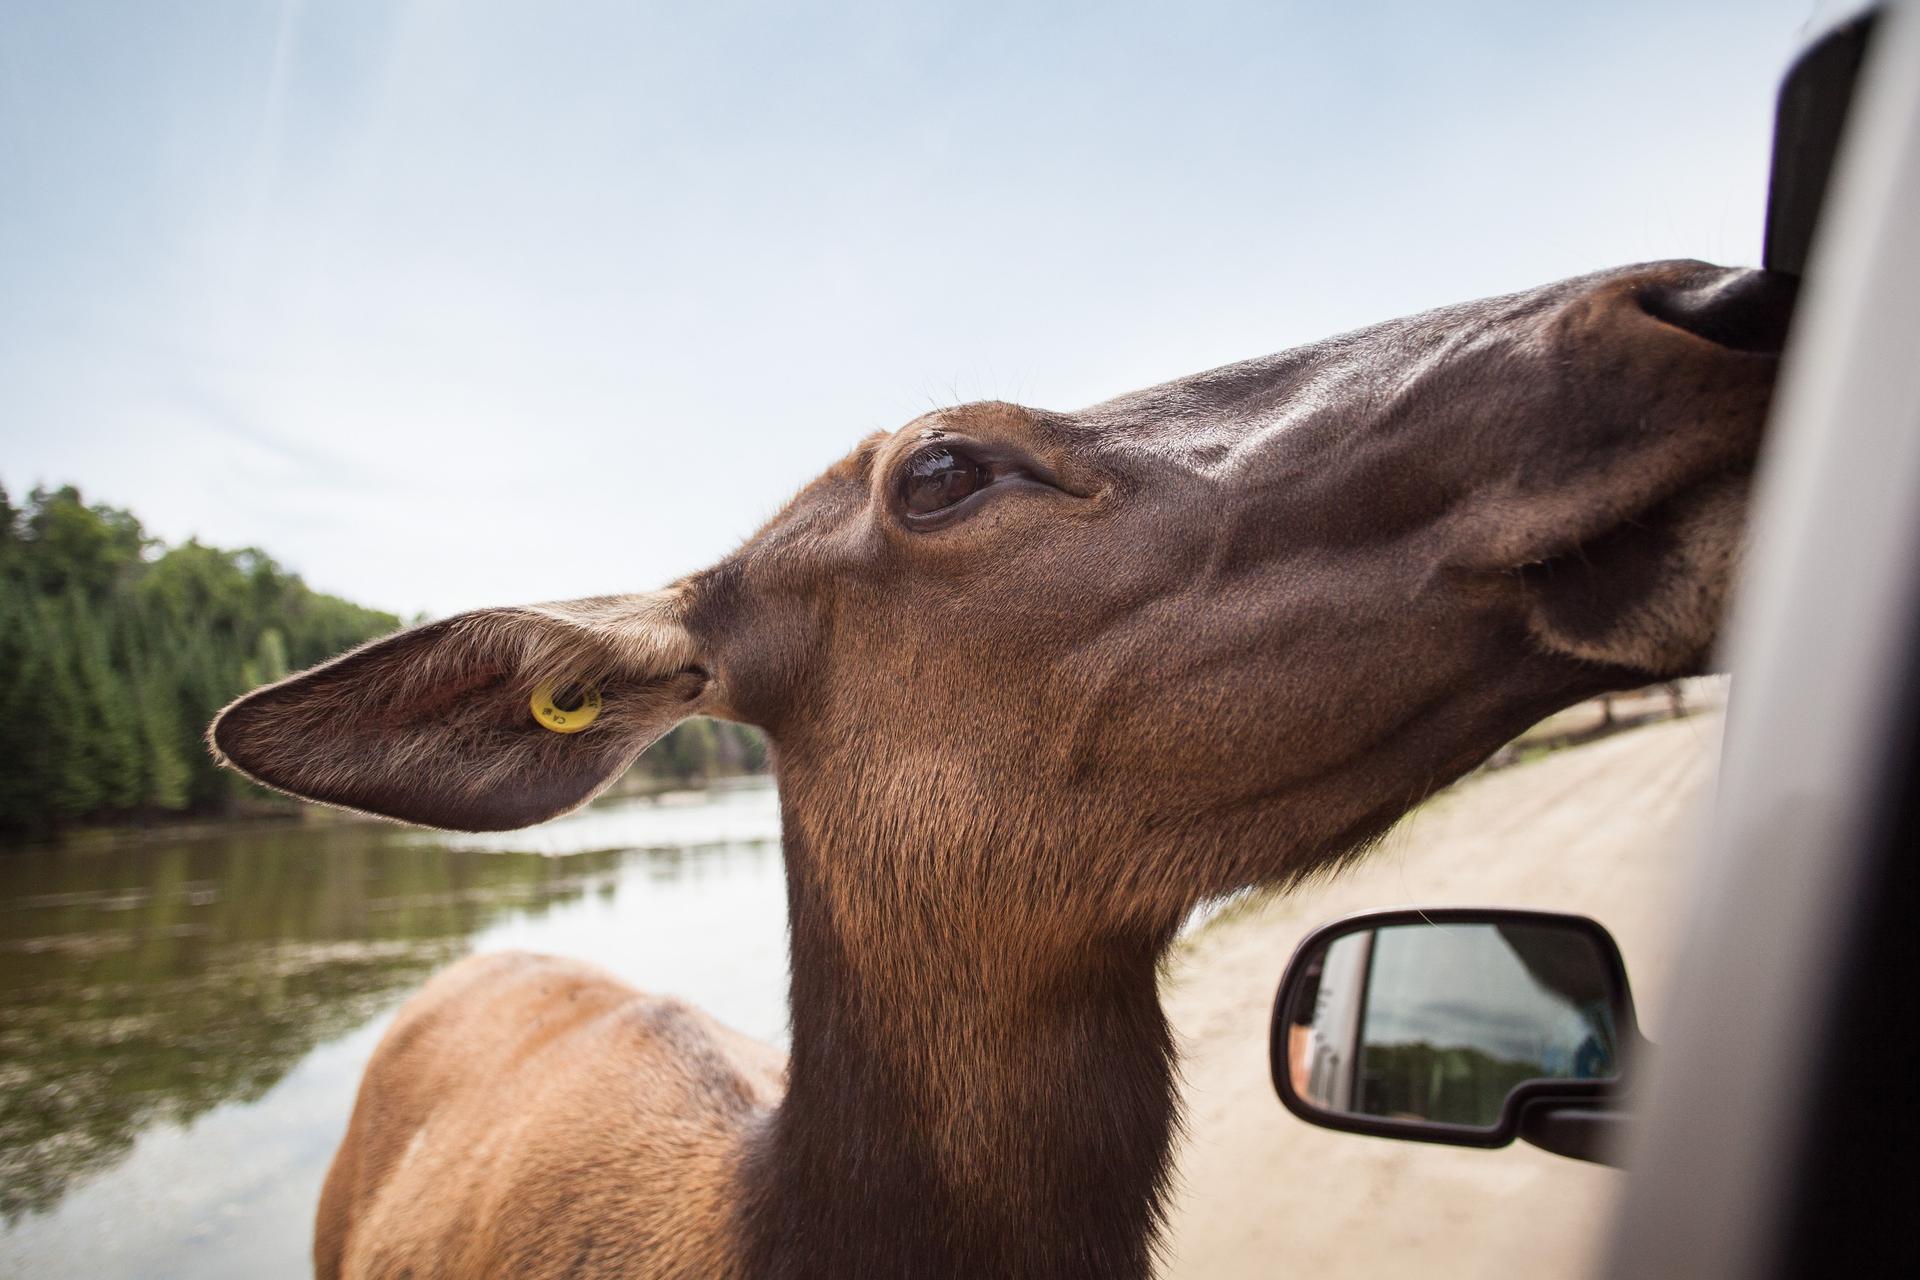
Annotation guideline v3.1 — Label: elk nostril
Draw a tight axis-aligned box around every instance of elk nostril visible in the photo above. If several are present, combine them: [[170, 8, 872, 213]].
[[1640, 268, 1800, 355]]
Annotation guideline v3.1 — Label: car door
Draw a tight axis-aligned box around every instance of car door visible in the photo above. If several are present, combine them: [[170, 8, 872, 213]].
[[1603, 3, 1920, 1275]]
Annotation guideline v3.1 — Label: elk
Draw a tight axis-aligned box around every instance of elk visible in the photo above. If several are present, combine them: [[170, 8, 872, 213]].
[[210, 260, 1792, 1279]]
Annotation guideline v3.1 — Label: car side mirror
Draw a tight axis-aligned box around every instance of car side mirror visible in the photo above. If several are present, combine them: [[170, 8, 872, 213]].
[[1270, 907, 1646, 1166]]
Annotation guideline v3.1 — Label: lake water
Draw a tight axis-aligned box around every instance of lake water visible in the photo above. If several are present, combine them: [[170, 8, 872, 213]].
[[0, 781, 790, 1279]]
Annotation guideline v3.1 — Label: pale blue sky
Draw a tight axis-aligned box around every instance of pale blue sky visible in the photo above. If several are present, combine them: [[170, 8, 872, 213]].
[[1, 1, 1830, 617]]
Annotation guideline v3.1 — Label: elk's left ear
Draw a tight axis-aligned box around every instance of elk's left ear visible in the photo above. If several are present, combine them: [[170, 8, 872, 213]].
[[209, 593, 705, 831]]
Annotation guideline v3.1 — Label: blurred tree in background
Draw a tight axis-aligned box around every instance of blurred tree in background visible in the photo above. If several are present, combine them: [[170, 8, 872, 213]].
[[0, 484, 765, 840]]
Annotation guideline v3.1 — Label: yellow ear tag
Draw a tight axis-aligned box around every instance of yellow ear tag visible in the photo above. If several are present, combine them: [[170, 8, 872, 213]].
[[530, 682, 602, 734]]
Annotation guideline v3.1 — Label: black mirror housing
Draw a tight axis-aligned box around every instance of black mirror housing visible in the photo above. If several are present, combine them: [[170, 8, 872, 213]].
[[1269, 907, 1646, 1165]]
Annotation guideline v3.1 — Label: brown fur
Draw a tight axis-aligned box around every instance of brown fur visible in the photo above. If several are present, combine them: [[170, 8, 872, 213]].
[[314, 953, 782, 1278], [209, 260, 1788, 1278]]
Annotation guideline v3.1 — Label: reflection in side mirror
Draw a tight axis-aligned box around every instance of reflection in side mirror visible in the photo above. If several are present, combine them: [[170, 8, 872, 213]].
[[1271, 908, 1643, 1164]]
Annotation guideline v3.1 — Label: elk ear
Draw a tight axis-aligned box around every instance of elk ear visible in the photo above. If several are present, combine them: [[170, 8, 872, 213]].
[[208, 593, 705, 831]]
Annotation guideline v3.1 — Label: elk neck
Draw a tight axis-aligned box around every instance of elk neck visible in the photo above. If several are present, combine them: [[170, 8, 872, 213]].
[[731, 773, 1183, 1280]]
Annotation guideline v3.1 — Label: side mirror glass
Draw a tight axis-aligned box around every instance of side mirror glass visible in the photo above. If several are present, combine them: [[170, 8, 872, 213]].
[[1271, 908, 1642, 1153]]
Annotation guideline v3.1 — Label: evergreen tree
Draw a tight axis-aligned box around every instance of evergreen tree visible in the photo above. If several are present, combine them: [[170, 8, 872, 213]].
[[30, 597, 102, 824], [246, 627, 289, 688], [130, 640, 190, 812], [63, 589, 144, 811], [0, 592, 58, 830]]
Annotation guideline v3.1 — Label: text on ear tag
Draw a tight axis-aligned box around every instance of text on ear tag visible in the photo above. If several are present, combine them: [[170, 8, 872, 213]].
[[530, 681, 602, 733]]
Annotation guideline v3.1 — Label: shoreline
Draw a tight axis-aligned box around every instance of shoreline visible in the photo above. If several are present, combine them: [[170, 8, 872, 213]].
[[0, 770, 777, 856]]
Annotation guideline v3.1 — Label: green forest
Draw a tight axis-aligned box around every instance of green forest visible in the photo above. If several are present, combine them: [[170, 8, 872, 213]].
[[0, 484, 765, 841]]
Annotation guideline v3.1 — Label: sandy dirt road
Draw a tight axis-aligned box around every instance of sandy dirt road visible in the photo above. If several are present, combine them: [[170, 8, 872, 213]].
[[1158, 713, 1725, 1279]]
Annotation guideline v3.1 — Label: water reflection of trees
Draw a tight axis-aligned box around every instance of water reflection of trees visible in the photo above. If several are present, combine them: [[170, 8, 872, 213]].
[[0, 822, 622, 1222]]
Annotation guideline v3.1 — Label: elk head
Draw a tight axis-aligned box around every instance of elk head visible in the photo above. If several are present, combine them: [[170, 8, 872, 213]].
[[212, 260, 1790, 950]]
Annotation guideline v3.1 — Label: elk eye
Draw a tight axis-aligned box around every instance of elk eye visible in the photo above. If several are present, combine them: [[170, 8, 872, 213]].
[[901, 447, 989, 517]]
